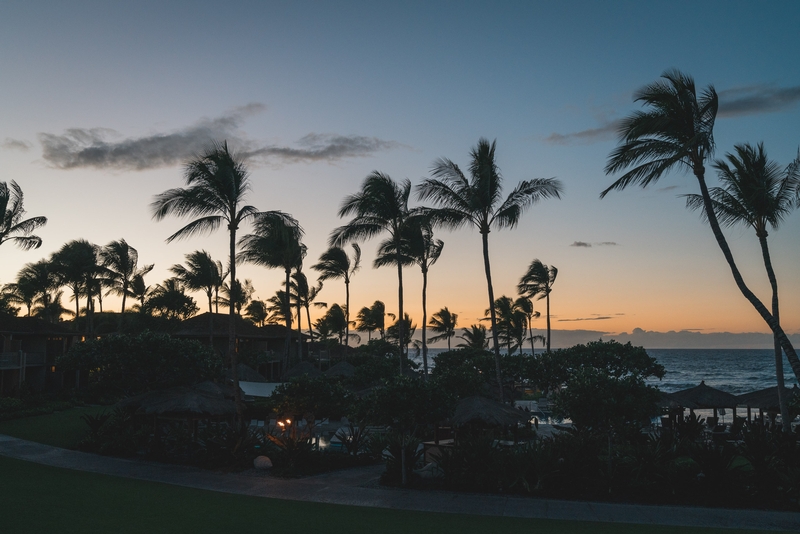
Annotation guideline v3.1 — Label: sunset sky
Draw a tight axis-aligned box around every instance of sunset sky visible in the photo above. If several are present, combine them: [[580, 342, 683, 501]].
[[2, 1, 799, 347]]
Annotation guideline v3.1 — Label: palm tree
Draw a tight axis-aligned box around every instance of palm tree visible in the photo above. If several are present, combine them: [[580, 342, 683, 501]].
[[376, 221, 443, 377], [292, 273, 324, 344], [170, 250, 221, 343], [484, 296, 527, 355], [685, 143, 800, 429], [245, 299, 268, 327], [2, 280, 35, 316], [517, 260, 557, 352], [457, 324, 489, 350], [101, 239, 152, 328], [602, 70, 800, 378], [151, 141, 258, 411], [428, 307, 458, 350], [51, 239, 103, 334], [0, 181, 47, 251], [129, 270, 152, 312], [331, 172, 412, 370], [514, 296, 541, 354], [33, 291, 73, 323], [237, 211, 305, 368], [265, 290, 291, 324], [418, 138, 563, 399], [312, 244, 361, 358], [147, 278, 199, 320], [219, 278, 255, 316], [386, 313, 416, 356]]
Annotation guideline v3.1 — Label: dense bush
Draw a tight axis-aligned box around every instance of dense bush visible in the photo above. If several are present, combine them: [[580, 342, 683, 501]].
[[268, 375, 354, 420], [57, 331, 223, 401]]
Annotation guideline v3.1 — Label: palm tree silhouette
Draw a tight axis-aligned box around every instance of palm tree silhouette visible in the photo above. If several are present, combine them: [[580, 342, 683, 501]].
[[101, 239, 153, 329], [312, 244, 361, 358], [51, 239, 103, 334], [376, 221, 443, 377], [514, 296, 541, 354], [170, 250, 222, 343], [457, 324, 489, 350], [331, 172, 412, 370], [518, 260, 557, 352], [237, 211, 305, 368], [418, 138, 563, 399], [484, 295, 528, 355], [685, 143, 800, 428], [151, 141, 258, 410], [245, 299, 268, 327], [0, 181, 47, 251], [292, 272, 324, 345], [602, 70, 800, 379], [5, 260, 57, 318], [428, 307, 458, 350], [147, 278, 198, 320]]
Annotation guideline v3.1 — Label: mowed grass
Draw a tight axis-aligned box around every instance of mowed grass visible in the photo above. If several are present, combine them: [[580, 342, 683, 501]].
[[0, 404, 107, 448], [0, 409, 787, 534], [0, 456, 780, 534]]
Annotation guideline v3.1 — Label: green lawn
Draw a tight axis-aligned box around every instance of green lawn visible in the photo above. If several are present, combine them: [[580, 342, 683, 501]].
[[0, 409, 787, 534], [0, 404, 106, 448]]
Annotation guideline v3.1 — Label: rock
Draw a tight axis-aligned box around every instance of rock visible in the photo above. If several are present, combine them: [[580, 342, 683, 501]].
[[253, 456, 273, 470]]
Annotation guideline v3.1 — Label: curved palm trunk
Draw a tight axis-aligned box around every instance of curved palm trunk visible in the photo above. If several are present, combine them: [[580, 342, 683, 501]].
[[344, 280, 350, 361], [207, 291, 214, 347], [296, 293, 303, 361], [118, 282, 128, 330], [481, 230, 504, 401], [305, 304, 314, 351], [228, 226, 242, 422], [694, 168, 800, 379], [397, 257, 405, 374], [421, 267, 429, 380], [758, 234, 790, 431], [283, 269, 293, 369], [528, 315, 535, 355], [545, 292, 551, 352]]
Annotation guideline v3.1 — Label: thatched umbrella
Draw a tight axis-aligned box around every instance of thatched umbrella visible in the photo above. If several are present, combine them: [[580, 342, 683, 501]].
[[668, 381, 738, 420], [118, 384, 236, 418], [325, 361, 355, 378], [226, 363, 267, 383], [737, 385, 799, 422], [283, 361, 322, 379], [451, 396, 528, 428]]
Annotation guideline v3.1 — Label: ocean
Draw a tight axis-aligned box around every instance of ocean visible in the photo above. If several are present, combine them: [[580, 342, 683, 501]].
[[413, 348, 797, 395]]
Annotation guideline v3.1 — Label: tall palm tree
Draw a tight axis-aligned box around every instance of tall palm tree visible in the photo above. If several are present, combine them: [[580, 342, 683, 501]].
[[147, 278, 199, 320], [685, 143, 800, 429], [33, 291, 73, 323], [245, 299, 268, 327], [312, 244, 361, 358], [237, 211, 305, 368], [331, 172, 412, 370], [170, 249, 221, 343], [457, 324, 489, 350], [2, 280, 36, 316], [219, 278, 255, 316], [129, 270, 152, 313], [5, 260, 56, 317], [515, 296, 541, 354], [376, 221, 444, 377], [101, 239, 152, 328], [428, 307, 458, 350], [292, 273, 324, 344], [484, 295, 528, 355], [0, 181, 47, 251], [517, 260, 557, 352], [602, 70, 800, 379], [418, 138, 563, 399], [51, 239, 103, 334], [151, 141, 258, 411]]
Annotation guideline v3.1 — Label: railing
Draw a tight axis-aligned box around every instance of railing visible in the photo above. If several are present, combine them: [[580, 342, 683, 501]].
[[0, 351, 47, 368]]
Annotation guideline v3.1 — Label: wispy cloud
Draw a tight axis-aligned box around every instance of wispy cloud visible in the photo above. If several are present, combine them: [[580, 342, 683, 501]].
[[37, 104, 400, 170], [657, 185, 679, 193], [544, 120, 619, 145], [243, 133, 401, 163], [570, 241, 619, 248], [2, 138, 32, 151], [559, 316, 613, 322], [718, 84, 800, 118]]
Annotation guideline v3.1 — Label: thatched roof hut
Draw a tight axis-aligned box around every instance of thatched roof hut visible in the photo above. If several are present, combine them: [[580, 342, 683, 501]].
[[283, 361, 322, 379], [117, 383, 236, 418], [226, 363, 266, 383], [668, 381, 737, 409], [737, 385, 799, 411], [325, 361, 355, 378], [451, 396, 528, 427]]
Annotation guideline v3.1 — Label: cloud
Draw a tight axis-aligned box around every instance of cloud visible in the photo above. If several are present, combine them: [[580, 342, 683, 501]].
[[718, 84, 800, 118], [38, 104, 399, 170], [243, 133, 402, 163], [657, 185, 679, 193], [570, 241, 618, 247], [2, 138, 32, 151], [544, 119, 619, 145], [558, 316, 614, 322]]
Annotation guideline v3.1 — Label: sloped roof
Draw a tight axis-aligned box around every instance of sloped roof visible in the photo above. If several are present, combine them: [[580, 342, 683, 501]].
[[451, 396, 528, 427], [283, 361, 322, 379], [117, 382, 236, 417], [325, 361, 356, 377], [737, 385, 800, 410], [668, 381, 738, 409], [173, 312, 307, 340], [0, 314, 74, 336]]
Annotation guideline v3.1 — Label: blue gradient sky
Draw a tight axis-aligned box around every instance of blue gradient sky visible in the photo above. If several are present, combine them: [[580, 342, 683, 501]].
[[1, 1, 799, 343]]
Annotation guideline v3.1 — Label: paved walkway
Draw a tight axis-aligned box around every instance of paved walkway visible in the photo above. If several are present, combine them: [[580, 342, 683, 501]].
[[1, 434, 799, 532]]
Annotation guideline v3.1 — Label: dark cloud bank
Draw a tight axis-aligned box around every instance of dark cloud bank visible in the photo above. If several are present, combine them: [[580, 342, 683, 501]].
[[37, 104, 400, 171], [570, 241, 618, 248]]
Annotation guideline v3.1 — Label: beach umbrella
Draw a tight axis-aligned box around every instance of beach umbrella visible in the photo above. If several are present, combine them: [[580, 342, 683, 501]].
[[283, 361, 322, 379], [737, 385, 799, 411], [451, 396, 528, 427], [226, 363, 267, 383], [325, 361, 356, 378], [668, 381, 738, 409]]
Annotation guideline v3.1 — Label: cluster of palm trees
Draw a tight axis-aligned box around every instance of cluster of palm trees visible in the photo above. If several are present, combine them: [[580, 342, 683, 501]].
[[603, 69, 800, 429]]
